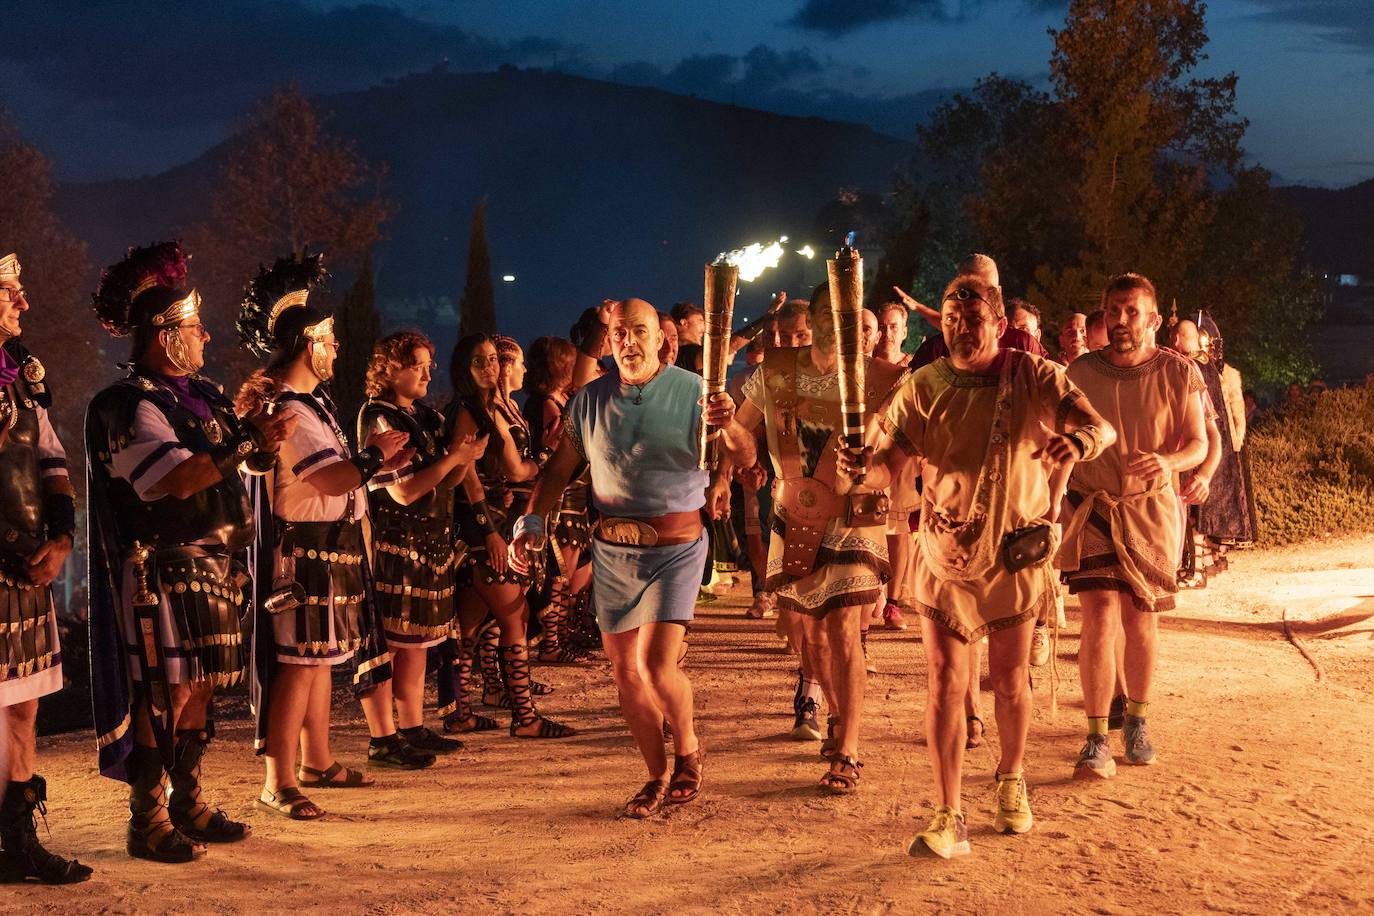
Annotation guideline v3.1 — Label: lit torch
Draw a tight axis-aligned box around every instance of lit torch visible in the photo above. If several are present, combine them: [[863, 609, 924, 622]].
[[828, 233, 866, 483], [699, 236, 790, 470], [699, 260, 738, 471]]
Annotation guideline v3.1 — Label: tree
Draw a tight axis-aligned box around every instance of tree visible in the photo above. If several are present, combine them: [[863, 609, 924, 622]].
[[906, 0, 1316, 389], [184, 85, 395, 384], [332, 252, 381, 442], [458, 198, 495, 338], [0, 115, 109, 606]]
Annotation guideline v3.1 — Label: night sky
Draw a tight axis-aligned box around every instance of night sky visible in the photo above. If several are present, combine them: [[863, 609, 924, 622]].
[[3, 0, 1372, 187]]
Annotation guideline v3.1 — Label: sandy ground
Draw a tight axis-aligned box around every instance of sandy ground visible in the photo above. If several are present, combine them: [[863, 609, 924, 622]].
[[6, 535, 1373, 914]]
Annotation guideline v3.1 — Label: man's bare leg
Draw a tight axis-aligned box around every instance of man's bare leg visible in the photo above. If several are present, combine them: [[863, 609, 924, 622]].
[[1119, 601, 1159, 765], [921, 616, 971, 811], [986, 619, 1034, 775], [1075, 590, 1121, 777], [391, 647, 428, 730], [603, 628, 669, 781], [4, 701, 37, 781], [640, 623, 699, 761], [263, 664, 317, 796], [298, 666, 336, 774], [823, 606, 864, 761]]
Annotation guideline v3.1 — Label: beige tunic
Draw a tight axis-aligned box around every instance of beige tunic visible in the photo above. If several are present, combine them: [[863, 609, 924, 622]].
[[882, 351, 1083, 640], [744, 348, 903, 618], [1058, 349, 1204, 612]]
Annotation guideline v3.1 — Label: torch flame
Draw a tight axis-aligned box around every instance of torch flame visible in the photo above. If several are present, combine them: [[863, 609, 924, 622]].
[[714, 236, 789, 282], [796, 245, 816, 259]]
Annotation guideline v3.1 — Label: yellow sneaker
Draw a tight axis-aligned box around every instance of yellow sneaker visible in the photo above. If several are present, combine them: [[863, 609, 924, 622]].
[[993, 771, 1033, 835], [906, 806, 971, 859]]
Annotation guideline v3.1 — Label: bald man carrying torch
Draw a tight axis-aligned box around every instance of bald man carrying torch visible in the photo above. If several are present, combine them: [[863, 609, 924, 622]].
[[511, 297, 753, 820]]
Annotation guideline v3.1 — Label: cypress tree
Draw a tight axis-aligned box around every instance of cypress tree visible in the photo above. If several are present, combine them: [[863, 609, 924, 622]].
[[458, 197, 496, 338]]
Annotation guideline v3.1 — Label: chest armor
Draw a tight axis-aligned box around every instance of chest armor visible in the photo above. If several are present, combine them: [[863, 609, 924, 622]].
[[362, 401, 451, 521], [0, 386, 45, 554], [93, 377, 255, 551]]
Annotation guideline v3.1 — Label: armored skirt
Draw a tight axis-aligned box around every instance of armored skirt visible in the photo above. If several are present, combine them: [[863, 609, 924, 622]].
[[116, 547, 246, 687], [0, 571, 62, 707], [764, 511, 890, 619], [270, 519, 368, 666], [370, 504, 460, 649]]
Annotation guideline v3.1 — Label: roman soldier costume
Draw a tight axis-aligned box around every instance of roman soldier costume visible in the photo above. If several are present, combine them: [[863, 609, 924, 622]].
[[87, 242, 266, 862], [0, 250, 91, 884]]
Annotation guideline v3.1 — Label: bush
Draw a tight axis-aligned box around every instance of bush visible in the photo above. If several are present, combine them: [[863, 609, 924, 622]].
[[1248, 386, 1374, 547]]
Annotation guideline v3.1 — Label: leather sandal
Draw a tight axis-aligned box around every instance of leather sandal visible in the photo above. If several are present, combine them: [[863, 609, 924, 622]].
[[444, 712, 501, 734], [819, 755, 863, 794], [666, 749, 704, 805], [256, 787, 325, 821], [622, 779, 669, 820], [297, 761, 373, 788], [368, 735, 437, 770]]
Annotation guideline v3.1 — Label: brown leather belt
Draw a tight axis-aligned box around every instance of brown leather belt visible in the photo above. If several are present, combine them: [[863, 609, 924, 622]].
[[595, 511, 702, 547], [774, 479, 890, 578]]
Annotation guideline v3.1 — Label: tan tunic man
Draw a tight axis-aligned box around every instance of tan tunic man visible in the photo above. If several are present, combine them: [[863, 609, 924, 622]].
[[729, 287, 906, 794], [1058, 273, 1207, 779], [854, 273, 1114, 859]]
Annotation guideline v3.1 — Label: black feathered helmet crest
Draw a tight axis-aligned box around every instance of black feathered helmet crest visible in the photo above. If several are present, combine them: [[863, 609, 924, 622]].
[[237, 252, 333, 379]]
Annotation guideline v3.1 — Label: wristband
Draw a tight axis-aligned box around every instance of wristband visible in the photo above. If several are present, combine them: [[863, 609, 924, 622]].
[[471, 500, 498, 536], [1064, 432, 1087, 459], [212, 434, 258, 480], [350, 445, 385, 485], [43, 492, 76, 540], [1068, 424, 1106, 462]]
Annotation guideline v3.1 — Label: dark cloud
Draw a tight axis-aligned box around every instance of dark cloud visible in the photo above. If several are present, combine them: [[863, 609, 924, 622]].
[[1, 0, 565, 177], [1248, 1, 1374, 51], [787, 0, 1066, 36], [580, 44, 953, 140]]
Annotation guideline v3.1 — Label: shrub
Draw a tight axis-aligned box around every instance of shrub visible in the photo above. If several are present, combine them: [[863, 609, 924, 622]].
[[1248, 386, 1374, 547]]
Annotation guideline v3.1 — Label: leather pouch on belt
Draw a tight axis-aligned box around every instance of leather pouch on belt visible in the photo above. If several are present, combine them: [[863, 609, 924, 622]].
[[777, 478, 842, 578], [845, 492, 890, 528]]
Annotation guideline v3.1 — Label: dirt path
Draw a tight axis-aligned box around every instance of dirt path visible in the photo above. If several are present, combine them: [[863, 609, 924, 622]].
[[6, 536, 1373, 914]]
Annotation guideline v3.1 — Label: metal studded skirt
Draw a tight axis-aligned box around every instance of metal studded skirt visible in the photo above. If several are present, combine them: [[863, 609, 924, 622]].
[[0, 555, 60, 703], [552, 480, 592, 551], [371, 505, 462, 647], [271, 519, 368, 664], [118, 546, 246, 688]]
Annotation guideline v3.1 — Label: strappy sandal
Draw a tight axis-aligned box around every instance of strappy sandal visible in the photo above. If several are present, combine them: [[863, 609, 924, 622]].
[[621, 779, 669, 820], [297, 761, 373, 788], [966, 716, 985, 750], [666, 749, 704, 806], [256, 787, 325, 821], [444, 712, 501, 734], [511, 715, 577, 739], [819, 755, 862, 794], [530, 679, 555, 697], [368, 736, 437, 770]]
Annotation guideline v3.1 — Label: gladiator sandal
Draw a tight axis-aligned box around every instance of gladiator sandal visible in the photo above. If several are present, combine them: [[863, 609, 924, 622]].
[[498, 643, 576, 739], [537, 576, 587, 664], [0, 776, 93, 884], [566, 587, 602, 659], [443, 636, 500, 733], [168, 728, 250, 843], [127, 745, 204, 864], [477, 620, 512, 708]]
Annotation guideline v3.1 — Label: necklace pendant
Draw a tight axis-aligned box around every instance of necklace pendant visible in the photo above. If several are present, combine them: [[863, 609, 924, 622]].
[[634, 392, 643, 405]]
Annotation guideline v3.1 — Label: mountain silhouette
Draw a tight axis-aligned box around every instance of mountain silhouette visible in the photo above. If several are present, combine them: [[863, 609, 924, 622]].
[[54, 67, 915, 342]]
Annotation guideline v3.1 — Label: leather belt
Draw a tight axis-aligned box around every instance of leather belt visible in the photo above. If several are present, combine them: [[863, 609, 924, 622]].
[[595, 511, 702, 547]]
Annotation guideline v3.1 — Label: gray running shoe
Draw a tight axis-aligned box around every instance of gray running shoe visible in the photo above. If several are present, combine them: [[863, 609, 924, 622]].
[[1123, 714, 1156, 765], [1073, 733, 1117, 780]]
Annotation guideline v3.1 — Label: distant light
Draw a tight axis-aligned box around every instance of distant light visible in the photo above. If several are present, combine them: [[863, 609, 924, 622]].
[[502, 275, 516, 282]]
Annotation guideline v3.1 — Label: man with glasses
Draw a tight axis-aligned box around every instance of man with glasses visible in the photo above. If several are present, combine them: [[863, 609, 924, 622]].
[[87, 243, 294, 862], [855, 268, 1113, 858], [0, 251, 91, 883]]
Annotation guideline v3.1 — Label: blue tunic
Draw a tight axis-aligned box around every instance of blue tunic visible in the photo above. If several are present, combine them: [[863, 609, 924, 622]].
[[566, 364, 709, 632]]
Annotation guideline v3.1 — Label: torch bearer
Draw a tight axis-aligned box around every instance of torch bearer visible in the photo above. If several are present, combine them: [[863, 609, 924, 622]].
[[828, 235, 866, 483], [698, 260, 738, 470]]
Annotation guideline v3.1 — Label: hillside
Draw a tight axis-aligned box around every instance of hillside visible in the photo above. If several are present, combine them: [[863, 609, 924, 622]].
[[1277, 178, 1374, 278], [54, 68, 914, 340]]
